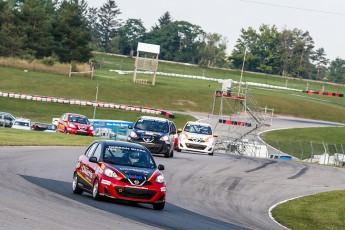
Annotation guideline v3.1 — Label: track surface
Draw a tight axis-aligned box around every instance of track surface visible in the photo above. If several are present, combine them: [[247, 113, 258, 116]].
[[1, 116, 345, 230]]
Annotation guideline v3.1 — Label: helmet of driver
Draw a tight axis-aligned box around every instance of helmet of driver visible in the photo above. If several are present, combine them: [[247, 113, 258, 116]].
[[129, 152, 140, 163]]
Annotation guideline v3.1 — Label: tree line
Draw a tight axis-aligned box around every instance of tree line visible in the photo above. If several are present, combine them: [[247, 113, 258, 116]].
[[0, 0, 344, 84]]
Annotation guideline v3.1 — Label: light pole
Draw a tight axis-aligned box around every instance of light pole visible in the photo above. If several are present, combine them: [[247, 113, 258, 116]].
[[238, 47, 247, 96], [93, 84, 99, 119]]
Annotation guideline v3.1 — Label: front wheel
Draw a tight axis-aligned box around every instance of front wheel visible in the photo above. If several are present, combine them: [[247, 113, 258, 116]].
[[72, 173, 83, 195], [92, 179, 102, 200], [164, 151, 170, 158], [153, 202, 165, 210]]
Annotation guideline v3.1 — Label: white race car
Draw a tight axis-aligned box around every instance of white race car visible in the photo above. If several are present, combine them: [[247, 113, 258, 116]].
[[177, 121, 218, 155]]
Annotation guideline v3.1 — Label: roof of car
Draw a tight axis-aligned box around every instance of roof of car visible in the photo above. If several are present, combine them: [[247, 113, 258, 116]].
[[139, 116, 169, 122], [66, 113, 87, 117], [186, 121, 211, 127], [97, 140, 148, 149]]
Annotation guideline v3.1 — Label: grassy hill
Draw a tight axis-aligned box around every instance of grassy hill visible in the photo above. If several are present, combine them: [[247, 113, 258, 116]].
[[0, 53, 344, 124]]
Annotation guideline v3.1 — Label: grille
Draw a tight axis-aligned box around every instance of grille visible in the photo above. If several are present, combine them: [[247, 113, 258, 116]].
[[186, 143, 207, 150], [120, 178, 152, 186], [115, 186, 156, 200]]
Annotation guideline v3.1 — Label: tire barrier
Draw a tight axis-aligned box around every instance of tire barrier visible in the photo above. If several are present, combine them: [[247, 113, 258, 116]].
[[302, 90, 344, 97], [219, 119, 252, 127], [0, 91, 175, 119]]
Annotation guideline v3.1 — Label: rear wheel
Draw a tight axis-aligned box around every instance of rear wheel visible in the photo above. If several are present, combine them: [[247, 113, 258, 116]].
[[177, 148, 181, 152], [153, 201, 165, 210], [72, 173, 83, 195], [92, 179, 102, 200], [170, 150, 174, 158], [208, 151, 214, 156], [64, 128, 68, 134]]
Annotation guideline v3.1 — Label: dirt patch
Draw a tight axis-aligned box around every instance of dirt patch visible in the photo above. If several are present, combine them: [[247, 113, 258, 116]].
[[173, 100, 197, 107]]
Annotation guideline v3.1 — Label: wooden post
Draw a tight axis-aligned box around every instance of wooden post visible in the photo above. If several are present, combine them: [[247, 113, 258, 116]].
[[69, 65, 72, 77], [133, 51, 139, 83]]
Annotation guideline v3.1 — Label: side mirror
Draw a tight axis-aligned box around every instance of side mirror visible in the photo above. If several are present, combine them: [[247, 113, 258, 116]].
[[213, 133, 218, 137], [128, 125, 133, 129], [177, 128, 182, 133], [63, 118, 67, 122], [89, 156, 98, 163], [158, 164, 165, 170]]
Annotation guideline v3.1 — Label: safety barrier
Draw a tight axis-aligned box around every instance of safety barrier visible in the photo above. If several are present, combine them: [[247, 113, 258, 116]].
[[0, 91, 175, 119], [302, 90, 344, 97]]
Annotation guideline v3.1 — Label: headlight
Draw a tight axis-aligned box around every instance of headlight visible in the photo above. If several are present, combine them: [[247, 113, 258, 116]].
[[104, 168, 118, 178], [69, 123, 76, 128], [160, 135, 169, 141], [180, 133, 187, 140], [129, 131, 138, 138], [155, 174, 165, 183], [207, 137, 214, 143]]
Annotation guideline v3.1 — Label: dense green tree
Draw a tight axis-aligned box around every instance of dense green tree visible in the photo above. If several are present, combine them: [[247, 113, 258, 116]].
[[328, 58, 345, 83], [230, 27, 260, 72], [152, 11, 172, 30], [143, 20, 204, 63], [51, 0, 92, 62], [97, 0, 122, 52], [118, 18, 146, 56], [198, 33, 228, 67], [19, 0, 55, 58], [87, 7, 101, 50], [310, 48, 329, 80], [0, 0, 24, 56]]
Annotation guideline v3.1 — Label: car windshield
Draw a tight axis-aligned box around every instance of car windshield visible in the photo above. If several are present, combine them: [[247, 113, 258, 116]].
[[184, 124, 212, 135], [134, 119, 168, 133], [14, 121, 30, 126], [68, 115, 89, 124], [103, 145, 156, 168]]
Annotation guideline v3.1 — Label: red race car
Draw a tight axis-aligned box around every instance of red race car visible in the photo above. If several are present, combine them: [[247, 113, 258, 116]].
[[72, 140, 167, 210], [57, 113, 93, 136]]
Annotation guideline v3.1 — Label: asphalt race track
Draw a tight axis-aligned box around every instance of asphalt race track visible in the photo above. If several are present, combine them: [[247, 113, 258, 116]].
[[1, 116, 345, 230]]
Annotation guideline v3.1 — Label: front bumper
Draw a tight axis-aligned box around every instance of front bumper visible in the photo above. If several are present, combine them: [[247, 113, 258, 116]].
[[128, 139, 170, 154], [179, 141, 214, 154], [99, 177, 166, 203], [67, 128, 93, 136]]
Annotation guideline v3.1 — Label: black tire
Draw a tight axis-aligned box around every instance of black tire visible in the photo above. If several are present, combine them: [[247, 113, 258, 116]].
[[208, 151, 214, 156], [92, 178, 102, 200], [170, 150, 174, 158], [72, 173, 83, 195], [153, 202, 165, 210], [164, 151, 170, 158], [64, 128, 67, 134], [177, 148, 181, 152]]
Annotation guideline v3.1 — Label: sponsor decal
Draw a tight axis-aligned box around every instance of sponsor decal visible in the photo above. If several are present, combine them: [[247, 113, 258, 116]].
[[119, 167, 150, 174], [106, 146, 146, 152], [101, 179, 111, 185], [126, 174, 144, 180], [81, 165, 93, 181]]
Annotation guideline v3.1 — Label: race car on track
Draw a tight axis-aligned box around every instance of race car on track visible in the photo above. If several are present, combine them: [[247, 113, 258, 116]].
[[177, 121, 218, 155], [127, 116, 177, 158], [72, 140, 166, 210], [57, 113, 93, 136]]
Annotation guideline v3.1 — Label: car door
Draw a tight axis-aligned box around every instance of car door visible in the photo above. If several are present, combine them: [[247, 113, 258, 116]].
[[79, 142, 99, 190], [87, 143, 103, 186]]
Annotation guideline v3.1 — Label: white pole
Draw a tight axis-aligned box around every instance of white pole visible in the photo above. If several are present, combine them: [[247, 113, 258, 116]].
[[93, 84, 99, 119], [238, 48, 247, 96]]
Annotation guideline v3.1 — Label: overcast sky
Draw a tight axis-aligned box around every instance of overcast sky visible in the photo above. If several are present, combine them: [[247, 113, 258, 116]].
[[89, 0, 345, 61]]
